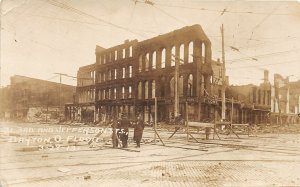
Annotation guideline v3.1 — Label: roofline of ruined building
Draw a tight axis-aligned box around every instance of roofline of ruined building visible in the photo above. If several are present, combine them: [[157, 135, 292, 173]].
[[94, 24, 210, 55], [78, 63, 96, 71], [137, 24, 210, 47], [9, 75, 76, 88]]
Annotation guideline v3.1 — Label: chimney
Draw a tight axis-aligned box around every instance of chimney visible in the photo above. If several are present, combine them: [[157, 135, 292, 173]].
[[124, 39, 129, 44], [264, 70, 269, 83]]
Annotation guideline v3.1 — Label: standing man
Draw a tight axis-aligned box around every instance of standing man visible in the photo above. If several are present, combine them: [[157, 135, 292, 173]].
[[112, 119, 118, 148], [133, 115, 145, 148]]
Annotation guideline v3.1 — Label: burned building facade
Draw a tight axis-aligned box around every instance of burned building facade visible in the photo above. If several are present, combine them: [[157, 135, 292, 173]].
[[66, 25, 224, 122], [133, 25, 216, 122], [94, 40, 138, 121], [66, 25, 299, 125], [65, 63, 96, 122], [227, 70, 272, 124], [270, 74, 300, 124]]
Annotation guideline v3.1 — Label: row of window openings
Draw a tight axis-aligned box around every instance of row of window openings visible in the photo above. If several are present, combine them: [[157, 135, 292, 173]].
[[78, 71, 96, 86], [97, 66, 132, 83], [136, 76, 194, 99], [98, 46, 133, 64], [138, 42, 206, 72], [79, 90, 95, 101], [98, 86, 132, 100], [253, 90, 271, 105]]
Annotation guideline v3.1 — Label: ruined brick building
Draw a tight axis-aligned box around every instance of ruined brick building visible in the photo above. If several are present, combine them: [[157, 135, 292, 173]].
[[66, 25, 225, 122], [65, 24, 299, 125]]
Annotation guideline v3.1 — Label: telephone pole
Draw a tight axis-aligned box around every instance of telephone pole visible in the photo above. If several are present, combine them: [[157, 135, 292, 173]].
[[221, 24, 226, 121], [54, 73, 67, 120], [174, 53, 179, 117], [0, 1, 2, 89]]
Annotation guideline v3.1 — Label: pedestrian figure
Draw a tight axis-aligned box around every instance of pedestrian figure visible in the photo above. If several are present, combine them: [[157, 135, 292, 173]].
[[111, 119, 118, 148], [117, 114, 129, 148], [134, 115, 145, 148]]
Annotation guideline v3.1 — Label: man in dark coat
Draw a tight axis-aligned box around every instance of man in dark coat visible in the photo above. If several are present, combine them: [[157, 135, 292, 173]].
[[117, 114, 129, 148], [133, 115, 144, 148], [111, 119, 118, 148]]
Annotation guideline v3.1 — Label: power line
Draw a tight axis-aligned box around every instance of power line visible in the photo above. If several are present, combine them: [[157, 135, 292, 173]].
[[152, 5, 187, 25], [248, 4, 280, 41], [45, 0, 145, 37], [154, 3, 294, 16], [227, 59, 299, 69], [227, 48, 300, 63]]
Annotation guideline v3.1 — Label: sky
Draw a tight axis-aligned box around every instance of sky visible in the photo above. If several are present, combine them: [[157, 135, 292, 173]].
[[1, 0, 300, 87]]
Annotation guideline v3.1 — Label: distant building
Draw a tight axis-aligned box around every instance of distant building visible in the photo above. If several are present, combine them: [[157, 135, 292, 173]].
[[227, 70, 271, 124], [270, 75, 300, 124], [0, 75, 75, 121], [65, 63, 96, 122]]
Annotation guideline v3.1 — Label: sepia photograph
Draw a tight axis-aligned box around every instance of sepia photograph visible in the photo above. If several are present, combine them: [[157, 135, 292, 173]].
[[1, 0, 300, 186]]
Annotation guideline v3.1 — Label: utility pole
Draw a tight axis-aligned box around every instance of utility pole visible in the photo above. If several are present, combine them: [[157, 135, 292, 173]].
[[0, 1, 2, 89], [174, 53, 179, 118], [221, 24, 226, 121], [54, 73, 67, 120]]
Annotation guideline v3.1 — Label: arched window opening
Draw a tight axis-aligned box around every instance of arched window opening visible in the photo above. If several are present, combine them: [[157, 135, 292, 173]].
[[152, 51, 156, 69], [114, 88, 117, 99], [123, 48, 126, 58], [108, 89, 111, 99], [128, 86, 132, 98], [161, 48, 166, 68], [122, 87, 125, 99], [145, 81, 149, 99], [188, 41, 193, 63], [202, 43, 205, 64], [139, 55, 142, 72], [145, 53, 150, 71], [129, 46, 132, 57], [179, 44, 184, 64], [103, 54, 106, 64], [171, 46, 175, 66], [103, 89, 106, 100], [129, 66, 132, 77], [188, 74, 193, 96], [138, 82, 142, 99], [114, 51, 117, 61], [114, 69, 117, 79], [108, 70, 111, 81], [152, 80, 156, 98], [122, 67, 125, 79]]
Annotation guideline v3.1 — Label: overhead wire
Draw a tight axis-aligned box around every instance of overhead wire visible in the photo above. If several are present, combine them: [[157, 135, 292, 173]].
[[227, 59, 299, 69], [154, 3, 294, 16], [45, 0, 146, 37], [227, 48, 300, 63]]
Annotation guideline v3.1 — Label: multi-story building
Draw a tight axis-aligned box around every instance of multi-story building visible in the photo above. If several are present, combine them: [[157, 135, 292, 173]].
[[0, 75, 75, 121], [270, 74, 300, 124], [66, 25, 225, 123], [227, 70, 272, 124], [67, 25, 298, 125]]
